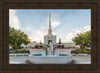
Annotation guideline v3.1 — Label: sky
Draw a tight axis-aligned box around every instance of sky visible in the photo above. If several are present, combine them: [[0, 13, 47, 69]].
[[9, 9, 91, 43]]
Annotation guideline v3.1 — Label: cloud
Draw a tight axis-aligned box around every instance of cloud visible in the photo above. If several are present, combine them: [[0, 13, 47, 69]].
[[66, 25, 91, 42], [21, 27, 44, 43], [51, 21, 60, 28], [28, 30, 45, 43], [52, 32, 56, 35], [9, 9, 20, 30], [46, 18, 60, 28], [22, 25, 47, 43], [26, 25, 57, 43]]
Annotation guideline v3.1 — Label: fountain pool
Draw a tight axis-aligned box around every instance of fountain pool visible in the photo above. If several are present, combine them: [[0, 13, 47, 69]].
[[32, 54, 68, 56], [28, 54, 72, 64]]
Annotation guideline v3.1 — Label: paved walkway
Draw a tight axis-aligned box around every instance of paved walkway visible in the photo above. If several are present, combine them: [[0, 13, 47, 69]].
[[9, 56, 91, 64], [72, 56, 91, 64]]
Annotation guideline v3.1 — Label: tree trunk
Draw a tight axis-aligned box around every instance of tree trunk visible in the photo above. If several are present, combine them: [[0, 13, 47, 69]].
[[13, 43, 17, 49], [17, 42, 21, 49], [80, 45, 84, 50]]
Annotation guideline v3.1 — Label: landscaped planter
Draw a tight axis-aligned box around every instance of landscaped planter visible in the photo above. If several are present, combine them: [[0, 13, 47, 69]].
[[9, 53, 29, 57]]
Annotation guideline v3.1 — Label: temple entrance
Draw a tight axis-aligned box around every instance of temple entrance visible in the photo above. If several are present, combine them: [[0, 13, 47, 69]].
[[48, 40, 52, 44]]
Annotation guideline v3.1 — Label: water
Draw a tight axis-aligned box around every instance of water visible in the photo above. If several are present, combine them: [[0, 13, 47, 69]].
[[32, 42, 68, 57], [33, 54, 68, 56]]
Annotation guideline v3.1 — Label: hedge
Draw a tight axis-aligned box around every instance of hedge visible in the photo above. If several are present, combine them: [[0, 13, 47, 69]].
[[9, 49, 29, 53]]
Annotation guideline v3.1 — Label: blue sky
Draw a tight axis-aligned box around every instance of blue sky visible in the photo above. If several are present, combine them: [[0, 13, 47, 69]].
[[9, 9, 91, 43]]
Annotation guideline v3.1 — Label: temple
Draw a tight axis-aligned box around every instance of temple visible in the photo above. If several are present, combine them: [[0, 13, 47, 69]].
[[21, 14, 80, 49], [44, 14, 56, 45]]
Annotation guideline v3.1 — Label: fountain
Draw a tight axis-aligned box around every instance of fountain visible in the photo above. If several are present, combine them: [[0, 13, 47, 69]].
[[28, 41, 72, 64]]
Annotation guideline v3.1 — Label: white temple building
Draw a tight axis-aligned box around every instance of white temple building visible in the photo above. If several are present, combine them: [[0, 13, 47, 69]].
[[21, 14, 80, 49], [44, 14, 56, 45]]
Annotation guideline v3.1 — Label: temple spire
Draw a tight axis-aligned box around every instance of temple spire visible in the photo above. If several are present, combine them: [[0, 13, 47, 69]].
[[48, 14, 52, 35], [49, 14, 51, 30]]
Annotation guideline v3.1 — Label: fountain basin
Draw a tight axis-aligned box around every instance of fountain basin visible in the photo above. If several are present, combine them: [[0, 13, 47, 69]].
[[28, 54, 72, 64]]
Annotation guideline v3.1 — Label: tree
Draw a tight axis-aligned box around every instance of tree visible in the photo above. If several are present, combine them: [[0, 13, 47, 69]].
[[40, 40, 42, 44], [9, 27, 30, 49], [33, 41, 36, 43], [58, 38, 61, 44], [72, 30, 91, 50]]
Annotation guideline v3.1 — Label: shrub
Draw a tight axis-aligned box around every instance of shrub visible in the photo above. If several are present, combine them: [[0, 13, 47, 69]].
[[61, 45, 64, 48], [83, 49, 88, 53], [9, 49, 29, 53], [71, 50, 75, 53], [80, 50, 84, 53], [35, 45, 38, 48], [58, 46, 61, 47], [86, 51, 91, 54], [9, 50, 16, 53], [40, 46, 42, 47], [75, 51, 79, 54], [71, 48, 91, 54], [78, 48, 84, 53], [75, 49, 79, 54], [20, 46, 24, 48]]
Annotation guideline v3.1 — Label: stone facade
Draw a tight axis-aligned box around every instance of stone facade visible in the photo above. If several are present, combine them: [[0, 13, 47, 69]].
[[44, 35, 56, 45]]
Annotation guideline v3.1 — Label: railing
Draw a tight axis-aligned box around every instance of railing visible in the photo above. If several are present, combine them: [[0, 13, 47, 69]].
[[72, 53, 90, 56], [9, 53, 29, 57]]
